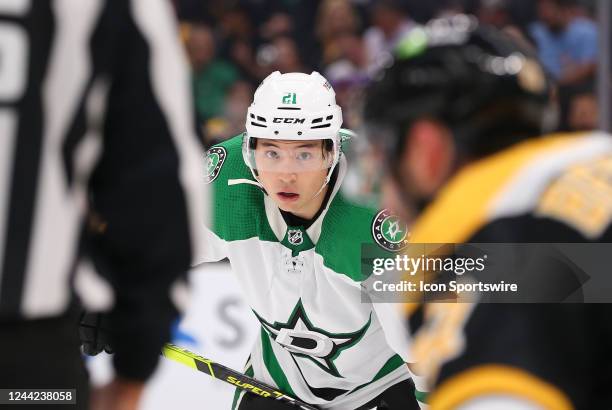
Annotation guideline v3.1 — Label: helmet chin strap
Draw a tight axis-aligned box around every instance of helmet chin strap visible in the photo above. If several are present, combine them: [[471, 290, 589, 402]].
[[311, 164, 336, 200], [310, 178, 330, 202]]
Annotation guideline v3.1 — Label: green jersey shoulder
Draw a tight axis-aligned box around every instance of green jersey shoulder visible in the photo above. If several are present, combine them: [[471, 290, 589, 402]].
[[206, 134, 277, 243]]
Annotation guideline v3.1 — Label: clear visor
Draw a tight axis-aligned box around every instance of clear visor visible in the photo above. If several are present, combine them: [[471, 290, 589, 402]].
[[246, 138, 334, 172]]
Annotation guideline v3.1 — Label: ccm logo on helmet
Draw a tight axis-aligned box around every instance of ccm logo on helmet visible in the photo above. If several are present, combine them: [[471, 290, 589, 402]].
[[273, 117, 306, 124]]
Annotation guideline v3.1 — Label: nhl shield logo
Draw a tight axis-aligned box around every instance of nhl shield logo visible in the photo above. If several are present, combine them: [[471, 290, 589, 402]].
[[205, 146, 227, 184], [371, 209, 409, 252], [287, 229, 304, 246]]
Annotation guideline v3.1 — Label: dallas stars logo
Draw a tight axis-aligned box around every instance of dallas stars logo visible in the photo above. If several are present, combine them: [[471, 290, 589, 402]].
[[253, 300, 371, 378], [205, 146, 226, 183], [372, 209, 409, 252], [385, 219, 402, 241]]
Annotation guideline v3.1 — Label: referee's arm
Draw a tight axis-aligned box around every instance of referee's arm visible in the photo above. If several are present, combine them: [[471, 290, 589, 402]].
[[87, 0, 206, 381]]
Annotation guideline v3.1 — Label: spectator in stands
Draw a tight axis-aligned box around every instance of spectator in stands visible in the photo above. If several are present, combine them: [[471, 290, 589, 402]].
[[477, 0, 517, 29], [257, 1, 322, 70], [260, 11, 294, 40], [324, 33, 369, 128], [364, 0, 415, 74], [202, 81, 254, 147], [529, 0, 598, 130], [529, 0, 598, 86], [229, 38, 269, 85], [218, 5, 253, 43], [568, 83, 599, 131], [268, 35, 308, 74], [316, 0, 361, 66], [476, 0, 535, 50], [186, 23, 239, 125], [214, 6, 268, 85]]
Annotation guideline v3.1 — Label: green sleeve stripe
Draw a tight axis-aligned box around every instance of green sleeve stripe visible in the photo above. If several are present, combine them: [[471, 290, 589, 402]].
[[231, 364, 254, 410], [415, 389, 428, 404], [231, 386, 242, 410], [260, 327, 296, 397]]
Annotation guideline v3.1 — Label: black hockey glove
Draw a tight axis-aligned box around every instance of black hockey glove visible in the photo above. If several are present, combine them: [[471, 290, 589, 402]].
[[79, 311, 114, 356]]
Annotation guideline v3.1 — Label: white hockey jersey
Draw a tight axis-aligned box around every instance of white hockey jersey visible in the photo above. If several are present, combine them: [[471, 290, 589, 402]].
[[198, 135, 412, 409]]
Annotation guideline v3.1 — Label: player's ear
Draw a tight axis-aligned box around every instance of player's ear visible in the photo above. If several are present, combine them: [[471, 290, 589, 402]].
[[400, 118, 455, 198]]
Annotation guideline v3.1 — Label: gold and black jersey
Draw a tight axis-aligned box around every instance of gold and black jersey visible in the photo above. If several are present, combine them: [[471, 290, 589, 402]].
[[406, 132, 612, 410]]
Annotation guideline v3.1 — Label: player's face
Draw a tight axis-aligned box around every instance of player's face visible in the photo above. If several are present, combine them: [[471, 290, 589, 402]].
[[381, 119, 455, 223], [255, 140, 330, 219]]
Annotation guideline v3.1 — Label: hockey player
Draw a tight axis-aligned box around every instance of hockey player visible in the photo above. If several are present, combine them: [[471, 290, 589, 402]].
[[363, 15, 612, 410], [198, 71, 423, 410]]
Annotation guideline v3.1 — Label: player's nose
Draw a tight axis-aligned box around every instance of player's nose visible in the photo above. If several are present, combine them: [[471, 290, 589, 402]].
[[277, 171, 297, 184]]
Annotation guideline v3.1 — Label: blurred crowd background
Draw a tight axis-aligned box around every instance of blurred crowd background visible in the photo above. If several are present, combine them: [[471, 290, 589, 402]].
[[170, 0, 610, 204]]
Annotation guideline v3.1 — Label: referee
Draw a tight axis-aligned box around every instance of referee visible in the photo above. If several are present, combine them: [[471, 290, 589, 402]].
[[0, 1, 206, 409]]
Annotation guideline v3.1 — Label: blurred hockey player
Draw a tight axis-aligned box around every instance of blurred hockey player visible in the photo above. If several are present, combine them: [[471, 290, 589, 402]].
[[198, 71, 424, 409], [363, 14, 612, 410]]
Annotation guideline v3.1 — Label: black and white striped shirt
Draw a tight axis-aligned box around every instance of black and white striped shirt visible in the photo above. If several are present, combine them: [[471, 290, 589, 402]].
[[0, 0, 206, 377]]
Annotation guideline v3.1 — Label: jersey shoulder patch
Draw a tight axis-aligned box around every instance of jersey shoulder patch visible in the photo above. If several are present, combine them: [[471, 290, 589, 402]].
[[206, 134, 246, 184], [205, 146, 227, 183], [371, 209, 410, 252], [535, 155, 612, 239]]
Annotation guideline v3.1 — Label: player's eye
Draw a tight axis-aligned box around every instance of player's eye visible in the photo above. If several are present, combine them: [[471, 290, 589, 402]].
[[297, 152, 313, 161], [265, 150, 280, 159]]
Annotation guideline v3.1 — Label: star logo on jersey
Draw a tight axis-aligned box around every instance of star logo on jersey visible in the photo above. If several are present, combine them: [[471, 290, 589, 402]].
[[372, 209, 409, 252], [204, 146, 226, 183], [287, 229, 303, 246], [253, 300, 371, 378]]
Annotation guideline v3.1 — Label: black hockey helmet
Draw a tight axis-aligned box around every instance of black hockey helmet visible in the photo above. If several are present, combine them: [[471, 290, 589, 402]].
[[363, 14, 554, 162]]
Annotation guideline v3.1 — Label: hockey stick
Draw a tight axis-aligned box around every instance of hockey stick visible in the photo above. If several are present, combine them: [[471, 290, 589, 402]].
[[162, 343, 319, 410]]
